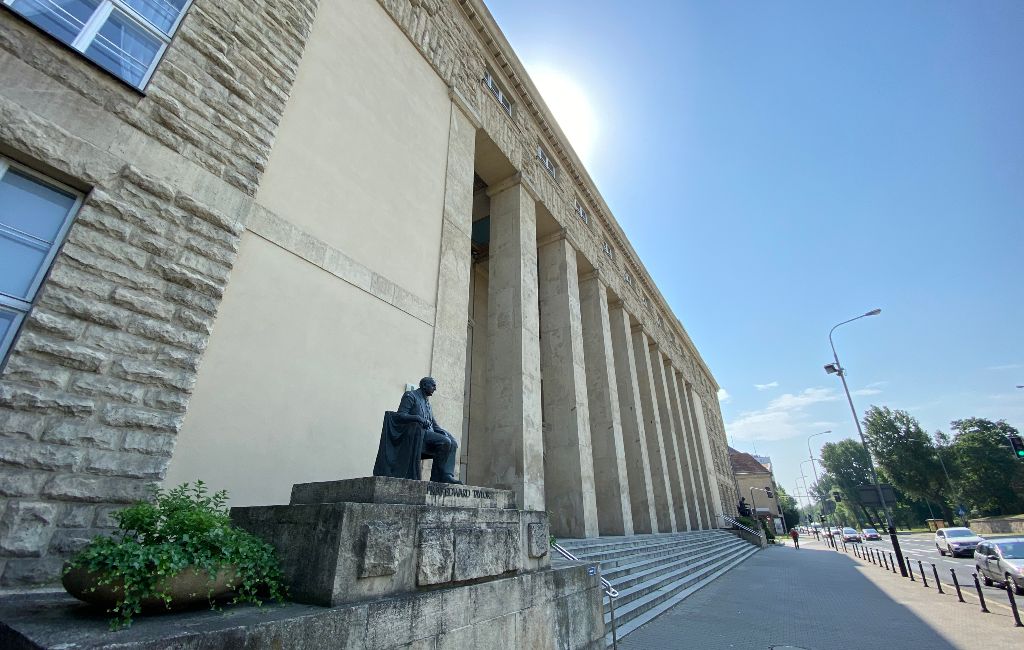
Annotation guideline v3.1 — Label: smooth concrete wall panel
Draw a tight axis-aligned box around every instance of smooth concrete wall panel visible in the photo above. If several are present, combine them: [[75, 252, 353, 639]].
[[256, 0, 450, 303], [691, 391, 725, 521], [609, 305, 657, 534], [654, 352, 690, 531], [579, 275, 632, 536], [538, 236, 598, 538], [167, 234, 433, 506]]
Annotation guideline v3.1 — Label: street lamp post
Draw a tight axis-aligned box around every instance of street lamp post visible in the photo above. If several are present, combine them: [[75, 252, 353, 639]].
[[825, 308, 908, 577], [806, 432, 832, 534]]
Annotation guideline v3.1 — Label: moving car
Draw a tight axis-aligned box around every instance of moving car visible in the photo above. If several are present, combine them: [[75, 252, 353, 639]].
[[841, 527, 862, 543], [974, 538, 1024, 595], [935, 527, 984, 557], [862, 528, 882, 541]]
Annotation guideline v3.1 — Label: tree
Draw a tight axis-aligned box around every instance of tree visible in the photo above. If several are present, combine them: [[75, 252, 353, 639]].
[[773, 484, 800, 529], [947, 418, 1024, 516], [819, 439, 877, 526], [862, 406, 952, 521]]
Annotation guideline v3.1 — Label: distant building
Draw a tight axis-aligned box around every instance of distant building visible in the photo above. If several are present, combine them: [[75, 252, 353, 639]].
[[730, 447, 784, 532]]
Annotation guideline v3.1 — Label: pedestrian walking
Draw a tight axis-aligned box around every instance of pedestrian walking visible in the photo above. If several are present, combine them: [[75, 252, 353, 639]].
[[790, 527, 800, 549]]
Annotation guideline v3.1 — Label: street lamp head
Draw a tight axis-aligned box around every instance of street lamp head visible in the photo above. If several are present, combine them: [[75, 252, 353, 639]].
[[824, 363, 840, 375], [865, 308, 881, 316]]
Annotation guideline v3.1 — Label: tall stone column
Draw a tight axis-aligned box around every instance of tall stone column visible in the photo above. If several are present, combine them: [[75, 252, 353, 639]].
[[429, 103, 477, 467], [538, 233, 599, 538], [631, 327, 676, 533], [579, 273, 632, 536], [608, 304, 657, 533], [653, 351, 690, 531], [691, 390, 725, 521], [679, 374, 714, 528], [668, 370, 702, 530], [485, 175, 544, 511]]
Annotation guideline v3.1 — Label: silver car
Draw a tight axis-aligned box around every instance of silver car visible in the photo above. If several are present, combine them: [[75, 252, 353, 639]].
[[974, 539, 1024, 595], [935, 527, 984, 557]]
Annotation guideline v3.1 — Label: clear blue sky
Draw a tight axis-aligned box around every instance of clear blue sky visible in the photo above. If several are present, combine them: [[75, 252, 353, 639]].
[[486, 0, 1024, 506]]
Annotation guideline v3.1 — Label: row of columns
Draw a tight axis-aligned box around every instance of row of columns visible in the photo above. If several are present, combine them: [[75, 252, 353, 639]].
[[479, 175, 724, 538]]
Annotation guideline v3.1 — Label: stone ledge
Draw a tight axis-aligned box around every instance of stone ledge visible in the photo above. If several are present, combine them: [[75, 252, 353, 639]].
[[0, 565, 603, 650], [289, 476, 516, 510]]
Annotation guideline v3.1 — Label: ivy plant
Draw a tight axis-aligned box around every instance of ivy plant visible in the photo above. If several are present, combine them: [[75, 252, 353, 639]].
[[66, 481, 286, 629]]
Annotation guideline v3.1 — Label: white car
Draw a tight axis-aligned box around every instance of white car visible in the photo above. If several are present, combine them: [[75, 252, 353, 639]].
[[935, 527, 984, 557]]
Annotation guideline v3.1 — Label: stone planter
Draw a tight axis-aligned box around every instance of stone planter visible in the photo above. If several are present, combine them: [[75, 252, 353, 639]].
[[62, 564, 237, 612]]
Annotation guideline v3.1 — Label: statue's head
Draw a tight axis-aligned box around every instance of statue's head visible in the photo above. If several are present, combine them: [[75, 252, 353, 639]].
[[419, 377, 437, 396]]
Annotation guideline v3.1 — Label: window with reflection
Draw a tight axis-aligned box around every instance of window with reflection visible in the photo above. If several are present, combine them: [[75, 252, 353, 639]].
[[3, 0, 191, 89], [0, 157, 82, 363]]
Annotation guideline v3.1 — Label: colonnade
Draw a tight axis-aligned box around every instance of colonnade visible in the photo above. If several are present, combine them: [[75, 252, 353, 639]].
[[433, 105, 729, 540], [468, 175, 726, 539]]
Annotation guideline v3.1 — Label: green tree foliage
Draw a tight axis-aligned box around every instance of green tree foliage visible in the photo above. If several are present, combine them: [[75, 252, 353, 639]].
[[773, 484, 801, 528], [862, 406, 947, 508], [947, 418, 1024, 516]]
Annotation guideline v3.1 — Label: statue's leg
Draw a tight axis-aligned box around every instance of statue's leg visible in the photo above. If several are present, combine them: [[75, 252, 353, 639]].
[[423, 430, 452, 482]]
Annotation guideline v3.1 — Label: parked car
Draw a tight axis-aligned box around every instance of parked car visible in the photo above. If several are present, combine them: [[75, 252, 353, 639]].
[[862, 528, 882, 541], [974, 538, 1024, 595], [841, 527, 862, 543], [935, 527, 984, 557]]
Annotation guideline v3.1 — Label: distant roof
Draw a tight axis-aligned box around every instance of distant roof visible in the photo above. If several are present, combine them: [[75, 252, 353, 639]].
[[730, 450, 772, 475]]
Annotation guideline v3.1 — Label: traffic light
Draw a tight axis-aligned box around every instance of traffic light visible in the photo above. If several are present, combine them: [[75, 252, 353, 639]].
[[833, 492, 843, 502], [765, 486, 774, 499], [1009, 434, 1024, 460]]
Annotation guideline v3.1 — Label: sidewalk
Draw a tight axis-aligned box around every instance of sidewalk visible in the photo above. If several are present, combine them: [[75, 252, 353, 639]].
[[618, 537, 1023, 649]]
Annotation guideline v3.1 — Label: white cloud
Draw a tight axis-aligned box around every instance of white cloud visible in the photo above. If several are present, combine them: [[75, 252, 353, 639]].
[[717, 388, 731, 403], [754, 381, 779, 391], [726, 388, 839, 442], [852, 388, 882, 396], [865, 381, 888, 388], [986, 364, 1022, 371]]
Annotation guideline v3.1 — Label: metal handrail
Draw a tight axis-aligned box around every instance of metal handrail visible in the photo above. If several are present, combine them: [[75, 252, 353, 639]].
[[720, 514, 764, 539], [550, 542, 619, 597]]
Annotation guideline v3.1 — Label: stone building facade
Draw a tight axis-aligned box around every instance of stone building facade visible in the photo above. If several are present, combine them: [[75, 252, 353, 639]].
[[0, 0, 739, 586]]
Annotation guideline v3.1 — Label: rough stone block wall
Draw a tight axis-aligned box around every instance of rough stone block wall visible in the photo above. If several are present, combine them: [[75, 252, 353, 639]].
[[0, 0, 320, 585]]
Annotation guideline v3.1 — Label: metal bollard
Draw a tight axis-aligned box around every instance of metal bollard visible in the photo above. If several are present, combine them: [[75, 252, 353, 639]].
[[972, 573, 989, 613], [889, 552, 897, 574], [918, 560, 928, 587], [1006, 581, 1024, 627], [883, 552, 890, 571], [907, 557, 915, 581], [931, 564, 944, 594], [950, 568, 965, 602], [855, 545, 861, 559]]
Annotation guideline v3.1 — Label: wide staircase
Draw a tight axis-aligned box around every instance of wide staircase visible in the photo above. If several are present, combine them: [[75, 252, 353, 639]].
[[552, 529, 760, 644]]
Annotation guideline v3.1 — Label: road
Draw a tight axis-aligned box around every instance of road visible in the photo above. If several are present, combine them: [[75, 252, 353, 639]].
[[848, 532, 1023, 612]]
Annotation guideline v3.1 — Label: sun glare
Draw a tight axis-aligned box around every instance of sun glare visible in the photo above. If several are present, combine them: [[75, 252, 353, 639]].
[[527, 64, 599, 167]]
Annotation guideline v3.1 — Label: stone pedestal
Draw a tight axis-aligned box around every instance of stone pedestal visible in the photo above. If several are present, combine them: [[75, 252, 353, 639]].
[[230, 477, 550, 607]]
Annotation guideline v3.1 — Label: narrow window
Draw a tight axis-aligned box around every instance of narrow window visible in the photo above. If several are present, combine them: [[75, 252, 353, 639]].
[[0, 157, 83, 363], [602, 239, 614, 261], [483, 70, 513, 117], [3, 0, 192, 89], [573, 197, 589, 225], [536, 146, 557, 179]]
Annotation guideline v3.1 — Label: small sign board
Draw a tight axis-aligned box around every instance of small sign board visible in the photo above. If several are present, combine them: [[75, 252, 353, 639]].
[[587, 565, 597, 576], [856, 484, 896, 507]]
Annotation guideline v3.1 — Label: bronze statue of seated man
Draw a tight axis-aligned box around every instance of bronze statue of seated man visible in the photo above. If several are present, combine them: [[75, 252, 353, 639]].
[[373, 377, 463, 484]]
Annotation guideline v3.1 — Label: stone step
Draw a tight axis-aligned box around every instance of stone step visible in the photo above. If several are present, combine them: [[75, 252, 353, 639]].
[[556, 530, 724, 553], [596, 536, 745, 576], [554, 531, 732, 565], [602, 538, 751, 591], [604, 539, 750, 611], [604, 543, 760, 645]]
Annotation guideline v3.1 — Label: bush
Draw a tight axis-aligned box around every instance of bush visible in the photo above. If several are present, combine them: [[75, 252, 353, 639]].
[[66, 481, 285, 629]]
